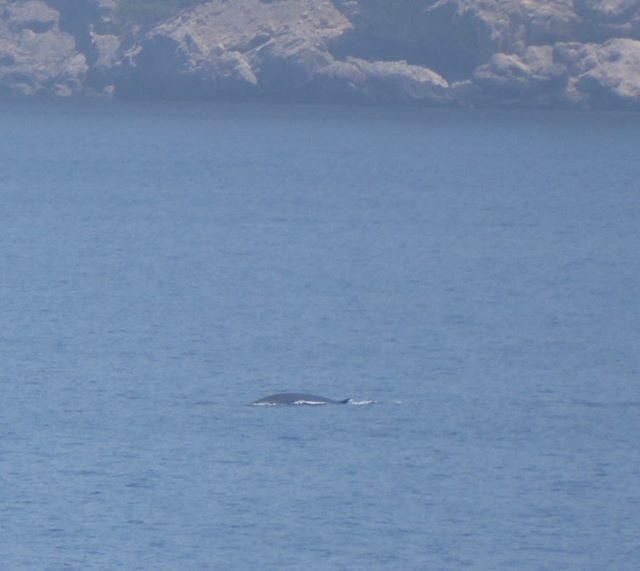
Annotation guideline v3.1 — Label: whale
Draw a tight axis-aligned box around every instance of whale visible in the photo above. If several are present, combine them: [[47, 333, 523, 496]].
[[251, 393, 351, 406]]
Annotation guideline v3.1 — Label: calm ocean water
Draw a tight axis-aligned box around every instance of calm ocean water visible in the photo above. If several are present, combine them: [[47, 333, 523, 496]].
[[0, 100, 639, 569]]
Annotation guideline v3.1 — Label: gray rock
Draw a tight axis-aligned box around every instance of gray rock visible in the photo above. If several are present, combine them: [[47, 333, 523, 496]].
[[0, 0, 87, 96], [471, 45, 568, 106], [1, 0, 640, 109], [332, 0, 500, 77], [555, 38, 640, 108], [252, 36, 336, 95], [115, 0, 452, 104], [116, 0, 352, 98], [574, 0, 640, 41], [46, 0, 118, 37], [88, 31, 120, 94], [314, 56, 449, 104], [119, 31, 259, 98], [335, 0, 581, 78], [45, 0, 121, 94], [6, 0, 58, 33]]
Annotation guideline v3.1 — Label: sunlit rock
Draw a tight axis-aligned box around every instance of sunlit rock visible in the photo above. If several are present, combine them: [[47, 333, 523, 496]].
[[0, 0, 86, 96], [555, 38, 640, 108]]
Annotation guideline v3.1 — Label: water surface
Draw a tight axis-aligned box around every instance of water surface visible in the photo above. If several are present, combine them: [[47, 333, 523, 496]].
[[1, 101, 639, 569]]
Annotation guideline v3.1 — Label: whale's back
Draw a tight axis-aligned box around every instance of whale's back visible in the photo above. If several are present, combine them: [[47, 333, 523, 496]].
[[252, 393, 350, 405]]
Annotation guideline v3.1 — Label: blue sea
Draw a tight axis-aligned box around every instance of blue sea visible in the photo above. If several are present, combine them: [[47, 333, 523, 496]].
[[0, 100, 639, 570]]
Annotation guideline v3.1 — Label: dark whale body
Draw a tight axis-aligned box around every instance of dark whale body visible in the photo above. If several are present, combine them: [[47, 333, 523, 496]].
[[252, 393, 351, 406]]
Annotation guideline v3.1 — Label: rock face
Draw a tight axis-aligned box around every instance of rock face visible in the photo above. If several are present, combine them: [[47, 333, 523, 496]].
[[312, 57, 449, 104], [575, 0, 640, 41], [116, 0, 351, 99], [47, 0, 121, 94], [471, 46, 570, 107], [0, 0, 87, 96], [115, 0, 449, 104], [0, 0, 639, 109], [332, 0, 583, 78], [557, 38, 640, 108]]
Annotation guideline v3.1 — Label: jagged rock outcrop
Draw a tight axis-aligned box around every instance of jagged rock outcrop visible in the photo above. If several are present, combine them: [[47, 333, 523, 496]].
[[115, 0, 449, 104], [332, 0, 583, 78], [574, 0, 640, 41], [556, 38, 640, 108], [313, 57, 449, 103], [471, 46, 569, 106], [0, 0, 87, 96], [1, 0, 639, 109], [116, 0, 350, 99], [469, 36, 640, 109], [46, 0, 120, 94]]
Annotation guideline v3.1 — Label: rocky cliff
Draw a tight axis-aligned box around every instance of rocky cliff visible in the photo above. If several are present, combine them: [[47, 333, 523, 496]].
[[1, 0, 639, 109]]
